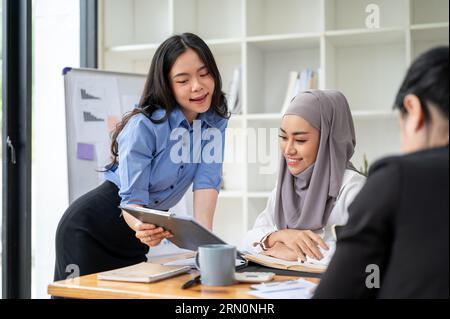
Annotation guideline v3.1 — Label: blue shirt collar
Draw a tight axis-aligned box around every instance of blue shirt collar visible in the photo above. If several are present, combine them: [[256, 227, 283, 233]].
[[197, 107, 220, 128], [168, 107, 188, 130], [150, 107, 188, 130], [168, 106, 221, 130]]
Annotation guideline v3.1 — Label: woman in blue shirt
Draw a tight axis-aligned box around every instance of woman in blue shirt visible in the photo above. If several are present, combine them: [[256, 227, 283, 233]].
[[54, 33, 229, 281]]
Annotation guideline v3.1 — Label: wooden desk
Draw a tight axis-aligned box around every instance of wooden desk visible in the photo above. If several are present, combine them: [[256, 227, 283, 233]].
[[48, 270, 319, 299]]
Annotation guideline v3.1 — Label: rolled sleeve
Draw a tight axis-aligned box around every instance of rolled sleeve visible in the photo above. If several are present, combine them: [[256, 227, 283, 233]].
[[118, 115, 155, 206], [192, 164, 223, 192], [193, 119, 228, 192]]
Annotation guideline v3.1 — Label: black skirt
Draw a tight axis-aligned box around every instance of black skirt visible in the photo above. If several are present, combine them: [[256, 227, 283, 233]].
[[54, 181, 148, 282]]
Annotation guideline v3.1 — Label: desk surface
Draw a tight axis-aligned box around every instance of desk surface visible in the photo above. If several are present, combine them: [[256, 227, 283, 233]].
[[48, 270, 319, 299]]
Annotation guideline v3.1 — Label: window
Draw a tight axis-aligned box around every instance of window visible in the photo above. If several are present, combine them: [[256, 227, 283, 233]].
[[32, 0, 79, 298]]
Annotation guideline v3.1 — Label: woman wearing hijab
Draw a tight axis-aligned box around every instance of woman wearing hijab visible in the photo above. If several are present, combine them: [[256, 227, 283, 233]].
[[241, 89, 366, 263]]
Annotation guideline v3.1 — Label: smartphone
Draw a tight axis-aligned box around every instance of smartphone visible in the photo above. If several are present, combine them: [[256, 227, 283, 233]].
[[235, 272, 275, 283]]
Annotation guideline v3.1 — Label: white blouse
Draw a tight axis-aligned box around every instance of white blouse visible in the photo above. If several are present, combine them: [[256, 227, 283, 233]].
[[240, 169, 366, 263]]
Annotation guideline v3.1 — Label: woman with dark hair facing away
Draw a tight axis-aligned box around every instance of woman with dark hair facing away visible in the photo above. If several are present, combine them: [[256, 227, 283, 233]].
[[314, 46, 449, 298], [54, 33, 229, 281]]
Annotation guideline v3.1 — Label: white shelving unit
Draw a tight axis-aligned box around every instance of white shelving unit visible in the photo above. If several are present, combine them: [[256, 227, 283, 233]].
[[98, 0, 449, 246]]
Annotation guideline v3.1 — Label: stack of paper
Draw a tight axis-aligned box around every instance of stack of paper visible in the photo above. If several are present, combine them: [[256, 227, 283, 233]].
[[248, 279, 317, 299]]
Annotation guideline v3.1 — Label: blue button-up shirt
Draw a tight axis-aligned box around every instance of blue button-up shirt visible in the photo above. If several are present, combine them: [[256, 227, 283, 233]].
[[104, 106, 228, 210]]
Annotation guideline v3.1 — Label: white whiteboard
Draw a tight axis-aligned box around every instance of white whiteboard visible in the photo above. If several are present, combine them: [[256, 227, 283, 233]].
[[63, 67, 147, 203]]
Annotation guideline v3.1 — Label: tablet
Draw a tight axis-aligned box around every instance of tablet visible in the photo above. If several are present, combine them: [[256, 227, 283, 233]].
[[120, 205, 227, 251]]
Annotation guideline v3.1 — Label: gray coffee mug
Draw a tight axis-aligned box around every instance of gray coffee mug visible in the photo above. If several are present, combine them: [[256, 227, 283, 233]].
[[195, 244, 236, 286]]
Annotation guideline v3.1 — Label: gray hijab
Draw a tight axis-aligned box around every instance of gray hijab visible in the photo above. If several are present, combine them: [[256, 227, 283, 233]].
[[274, 90, 356, 231]]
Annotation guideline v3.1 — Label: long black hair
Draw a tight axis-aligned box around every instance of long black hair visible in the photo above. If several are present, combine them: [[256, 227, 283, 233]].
[[107, 33, 229, 169], [394, 46, 449, 121]]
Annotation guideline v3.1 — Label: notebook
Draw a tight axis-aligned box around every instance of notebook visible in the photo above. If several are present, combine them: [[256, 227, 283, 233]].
[[97, 262, 191, 283], [243, 254, 327, 274]]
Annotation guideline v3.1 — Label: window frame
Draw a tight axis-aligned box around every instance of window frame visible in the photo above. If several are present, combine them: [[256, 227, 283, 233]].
[[2, 0, 32, 299], [80, 0, 98, 68]]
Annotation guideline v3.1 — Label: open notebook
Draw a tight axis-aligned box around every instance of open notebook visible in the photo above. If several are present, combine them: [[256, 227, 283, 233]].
[[97, 262, 190, 283], [243, 254, 327, 274], [244, 241, 336, 274], [243, 254, 327, 273], [244, 242, 335, 274]]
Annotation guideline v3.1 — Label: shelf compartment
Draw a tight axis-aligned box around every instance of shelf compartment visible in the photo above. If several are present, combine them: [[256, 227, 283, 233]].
[[172, 0, 243, 40], [352, 116, 401, 172], [246, 119, 280, 193], [411, 25, 449, 60], [222, 121, 246, 193], [247, 198, 271, 231], [325, 0, 408, 31], [246, 37, 320, 114], [324, 33, 407, 113], [246, 0, 323, 37], [213, 198, 245, 246], [103, 0, 171, 47], [209, 42, 242, 98], [411, 0, 449, 25]]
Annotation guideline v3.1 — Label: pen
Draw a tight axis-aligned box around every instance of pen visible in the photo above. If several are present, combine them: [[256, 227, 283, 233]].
[[181, 275, 201, 289]]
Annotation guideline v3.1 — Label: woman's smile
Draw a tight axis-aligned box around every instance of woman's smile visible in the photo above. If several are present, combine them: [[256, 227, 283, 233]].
[[190, 93, 209, 104], [286, 157, 303, 166]]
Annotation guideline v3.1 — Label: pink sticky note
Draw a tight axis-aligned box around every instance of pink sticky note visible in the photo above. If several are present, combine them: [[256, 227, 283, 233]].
[[107, 116, 119, 133]]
